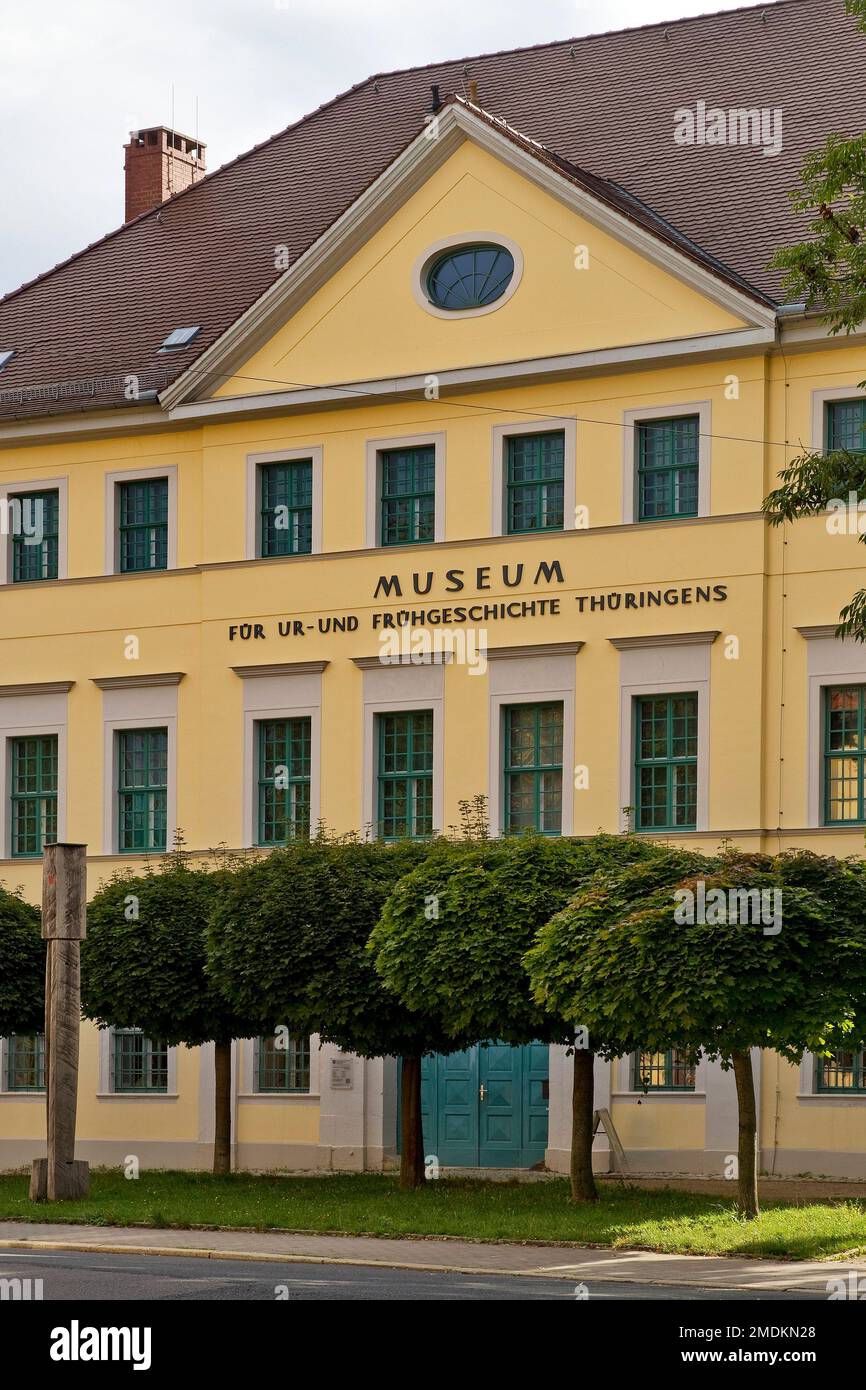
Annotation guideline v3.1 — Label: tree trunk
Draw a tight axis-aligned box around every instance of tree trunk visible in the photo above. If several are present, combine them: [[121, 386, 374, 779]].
[[570, 1047, 598, 1203], [399, 1054, 426, 1190], [732, 1048, 759, 1219], [213, 1040, 232, 1176]]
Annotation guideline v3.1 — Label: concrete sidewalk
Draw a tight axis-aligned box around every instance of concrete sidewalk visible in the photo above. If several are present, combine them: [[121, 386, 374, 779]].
[[0, 1220, 863, 1293]]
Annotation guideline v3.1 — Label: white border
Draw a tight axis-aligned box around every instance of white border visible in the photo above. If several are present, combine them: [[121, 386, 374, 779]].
[[244, 446, 323, 560], [104, 465, 178, 575], [0, 476, 68, 585], [621, 401, 711, 524], [365, 432, 446, 548], [411, 231, 524, 320], [490, 417, 577, 538]]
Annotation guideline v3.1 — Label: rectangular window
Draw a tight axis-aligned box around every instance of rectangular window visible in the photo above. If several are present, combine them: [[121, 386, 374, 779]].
[[816, 1049, 866, 1093], [7, 1034, 45, 1092], [260, 460, 313, 557], [257, 1034, 311, 1093], [376, 710, 434, 840], [634, 693, 698, 831], [10, 735, 58, 857], [12, 490, 59, 582], [117, 477, 168, 572], [826, 399, 866, 454], [503, 703, 563, 835], [633, 1049, 696, 1092], [113, 1029, 168, 1092], [637, 416, 699, 521], [257, 718, 311, 845], [117, 728, 168, 852], [506, 431, 564, 534], [379, 445, 435, 546], [824, 686, 866, 825]]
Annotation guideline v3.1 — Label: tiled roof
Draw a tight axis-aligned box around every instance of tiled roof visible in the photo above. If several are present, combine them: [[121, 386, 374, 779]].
[[1, 0, 862, 421]]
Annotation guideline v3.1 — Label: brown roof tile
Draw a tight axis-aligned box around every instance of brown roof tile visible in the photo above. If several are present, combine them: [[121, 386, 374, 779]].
[[0, 0, 862, 421]]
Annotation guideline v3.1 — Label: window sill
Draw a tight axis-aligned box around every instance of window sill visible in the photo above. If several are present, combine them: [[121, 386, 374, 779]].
[[612, 1090, 706, 1102], [0, 1090, 45, 1100], [797, 1092, 866, 1103], [238, 1091, 318, 1102], [95, 1091, 178, 1100]]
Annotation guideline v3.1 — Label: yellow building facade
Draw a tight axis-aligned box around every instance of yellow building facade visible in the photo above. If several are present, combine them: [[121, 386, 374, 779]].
[[1, 99, 866, 1176]]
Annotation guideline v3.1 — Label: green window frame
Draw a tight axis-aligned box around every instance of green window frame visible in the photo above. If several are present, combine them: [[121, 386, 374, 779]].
[[7, 1034, 45, 1092], [257, 1034, 311, 1093], [502, 702, 563, 835], [10, 734, 58, 858], [636, 415, 699, 521], [117, 728, 168, 853], [633, 1049, 695, 1092], [113, 1029, 168, 1093], [505, 431, 565, 534], [823, 685, 866, 825], [256, 718, 312, 845], [117, 477, 168, 573], [376, 710, 434, 840], [816, 1049, 866, 1093], [259, 460, 313, 557], [12, 489, 59, 582], [826, 398, 866, 454], [379, 445, 435, 546], [634, 693, 698, 831]]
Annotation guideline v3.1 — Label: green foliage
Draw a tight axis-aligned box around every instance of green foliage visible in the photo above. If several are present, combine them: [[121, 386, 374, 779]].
[[0, 886, 44, 1036], [526, 850, 866, 1065], [206, 836, 459, 1057], [82, 860, 256, 1046], [370, 833, 666, 1045]]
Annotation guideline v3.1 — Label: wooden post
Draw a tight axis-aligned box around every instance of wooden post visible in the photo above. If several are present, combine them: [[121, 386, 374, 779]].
[[29, 844, 90, 1201]]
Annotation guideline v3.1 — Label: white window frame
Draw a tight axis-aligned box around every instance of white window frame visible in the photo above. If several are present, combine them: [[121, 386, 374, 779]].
[[98, 1027, 178, 1098], [490, 418, 577, 538], [357, 657, 445, 839], [0, 1034, 46, 1096], [105, 465, 178, 575], [621, 401, 711, 524], [240, 1032, 320, 1098], [245, 447, 323, 560], [365, 432, 446, 548], [487, 645, 579, 838], [799, 626, 866, 828], [0, 476, 68, 585], [810, 385, 866, 452], [2, 724, 66, 860]]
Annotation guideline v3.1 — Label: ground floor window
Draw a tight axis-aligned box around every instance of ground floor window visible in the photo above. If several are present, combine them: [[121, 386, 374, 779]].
[[6, 1034, 45, 1091], [502, 702, 563, 834], [376, 710, 434, 840], [117, 727, 168, 852], [633, 692, 698, 830], [257, 1034, 311, 1093], [10, 734, 58, 857], [256, 717, 311, 844], [633, 1049, 696, 1092], [816, 1049, 866, 1093], [112, 1029, 168, 1093], [823, 685, 866, 825]]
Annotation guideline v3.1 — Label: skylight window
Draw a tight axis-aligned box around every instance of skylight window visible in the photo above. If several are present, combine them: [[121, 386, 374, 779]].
[[0, 350, 14, 371], [159, 326, 200, 352]]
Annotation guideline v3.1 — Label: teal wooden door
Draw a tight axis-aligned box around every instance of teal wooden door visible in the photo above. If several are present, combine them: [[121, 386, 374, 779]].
[[417, 1043, 548, 1167]]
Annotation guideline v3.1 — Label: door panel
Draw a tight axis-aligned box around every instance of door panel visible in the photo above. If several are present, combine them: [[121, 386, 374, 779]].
[[415, 1043, 549, 1168]]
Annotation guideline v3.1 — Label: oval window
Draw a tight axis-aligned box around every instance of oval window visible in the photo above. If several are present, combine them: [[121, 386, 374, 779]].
[[426, 243, 515, 311]]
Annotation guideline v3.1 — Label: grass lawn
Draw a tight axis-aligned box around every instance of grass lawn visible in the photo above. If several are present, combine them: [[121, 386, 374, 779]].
[[0, 1170, 863, 1260]]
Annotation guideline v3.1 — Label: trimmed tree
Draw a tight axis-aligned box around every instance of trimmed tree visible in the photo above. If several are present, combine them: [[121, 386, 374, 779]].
[[0, 887, 44, 1036], [81, 857, 262, 1174], [206, 836, 463, 1190], [370, 832, 667, 1201], [527, 849, 866, 1218]]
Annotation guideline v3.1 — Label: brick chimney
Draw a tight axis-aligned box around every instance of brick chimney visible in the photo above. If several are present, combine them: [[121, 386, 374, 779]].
[[123, 127, 206, 222]]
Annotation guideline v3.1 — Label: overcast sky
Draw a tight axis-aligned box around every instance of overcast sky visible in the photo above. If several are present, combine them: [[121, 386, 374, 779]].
[[0, 0, 767, 298]]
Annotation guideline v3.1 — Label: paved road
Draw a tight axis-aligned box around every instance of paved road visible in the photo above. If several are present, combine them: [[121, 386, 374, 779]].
[[0, 1250, 828, 1300]]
